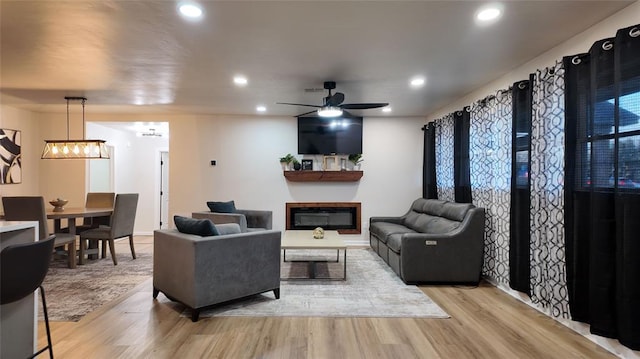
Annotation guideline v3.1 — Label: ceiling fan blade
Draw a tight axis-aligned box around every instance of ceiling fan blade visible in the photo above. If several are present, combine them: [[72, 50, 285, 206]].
[[340, 103, 389, 110], [326, 92, 345, 107], [341, 110, 355, 118], [276, 102, 321, 108], [295, 109, 318, 117]]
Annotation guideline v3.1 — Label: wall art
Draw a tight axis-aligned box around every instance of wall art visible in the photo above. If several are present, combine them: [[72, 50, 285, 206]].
[[0, 128, 22, 184]]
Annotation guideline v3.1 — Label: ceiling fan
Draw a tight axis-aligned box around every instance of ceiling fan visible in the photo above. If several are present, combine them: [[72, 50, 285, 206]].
[[277, 81, 389, 118]]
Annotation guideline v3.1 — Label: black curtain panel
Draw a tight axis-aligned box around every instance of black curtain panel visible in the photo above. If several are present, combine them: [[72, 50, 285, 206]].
[[564, 24, 640, 350], [454, 109, 472, 203], [509, 78, 532, 295], [423, 122, 438, 199], [562, 52, 591, 323]]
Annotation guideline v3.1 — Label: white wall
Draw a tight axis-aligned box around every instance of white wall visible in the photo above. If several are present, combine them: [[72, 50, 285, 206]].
[[169, 114, 425, 244], [2, 107, 424, 239]]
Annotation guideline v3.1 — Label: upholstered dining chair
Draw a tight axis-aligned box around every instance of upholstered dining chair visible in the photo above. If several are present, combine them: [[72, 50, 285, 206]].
[[1, 236, 56, 359], [60, 192, 115, 234], [79, 193, 139, 265], [2, 196, 78, 268]]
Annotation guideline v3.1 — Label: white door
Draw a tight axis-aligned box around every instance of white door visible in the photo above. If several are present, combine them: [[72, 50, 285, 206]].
[[160, 151, 169, 229]]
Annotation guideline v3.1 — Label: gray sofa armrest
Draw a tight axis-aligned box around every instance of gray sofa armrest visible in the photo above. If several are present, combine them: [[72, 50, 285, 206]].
[[192, 211, 249, 232], [153, 229, 282, 309], [236, 209, 273, 230], [398, 207, 485, 283]]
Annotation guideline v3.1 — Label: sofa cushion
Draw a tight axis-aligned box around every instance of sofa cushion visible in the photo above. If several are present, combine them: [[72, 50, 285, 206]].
[[441, 202, 474, 222], [206, 200, 236, 213], [215, 223, 242, 235], [174, 215, 220, 236], [370, 222, 416, 244], [423, 217, 461, 234], [418, 198, 448, 216], [386, 233, 404, 253], [403, 212, 439, 232]]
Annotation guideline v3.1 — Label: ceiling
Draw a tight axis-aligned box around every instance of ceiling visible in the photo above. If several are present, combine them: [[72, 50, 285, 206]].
[[0, 1, 634, 118]]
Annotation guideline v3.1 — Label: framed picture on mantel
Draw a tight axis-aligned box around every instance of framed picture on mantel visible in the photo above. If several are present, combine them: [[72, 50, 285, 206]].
[[323, 156, 339, 171], [301, 159, 313, 171]]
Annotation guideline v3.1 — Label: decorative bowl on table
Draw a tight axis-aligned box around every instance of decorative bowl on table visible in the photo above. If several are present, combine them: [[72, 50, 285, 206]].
[[49, 198, 68, 212]]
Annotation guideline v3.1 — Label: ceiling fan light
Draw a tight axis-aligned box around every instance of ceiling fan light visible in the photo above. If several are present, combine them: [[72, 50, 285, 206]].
[[317, 106, 343, 118]]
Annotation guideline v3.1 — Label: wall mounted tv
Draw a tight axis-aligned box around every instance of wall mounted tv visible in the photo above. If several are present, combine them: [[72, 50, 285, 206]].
[[297, 116, 363, 155]]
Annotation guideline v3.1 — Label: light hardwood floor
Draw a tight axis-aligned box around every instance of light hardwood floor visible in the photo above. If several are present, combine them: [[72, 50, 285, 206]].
[[38, 236, 614, 359]]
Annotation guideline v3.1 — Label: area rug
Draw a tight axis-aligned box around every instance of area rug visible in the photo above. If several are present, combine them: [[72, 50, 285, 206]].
[[40, 247, 153, 322], [191, 248, 449, 318]]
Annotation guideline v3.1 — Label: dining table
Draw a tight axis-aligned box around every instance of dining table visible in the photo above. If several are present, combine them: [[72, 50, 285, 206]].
[[47, 207, 113, 262]]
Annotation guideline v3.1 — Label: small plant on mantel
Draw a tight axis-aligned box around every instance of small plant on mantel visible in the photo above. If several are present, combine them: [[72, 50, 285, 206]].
[[279, 153, 296, 170], [348, 153, 363, 164], [348, 154, 363, 170]]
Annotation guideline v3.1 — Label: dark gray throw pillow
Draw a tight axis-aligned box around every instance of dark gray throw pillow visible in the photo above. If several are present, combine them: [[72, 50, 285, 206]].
[[174, 215, 220, 236], [206, 200, 236, 213]]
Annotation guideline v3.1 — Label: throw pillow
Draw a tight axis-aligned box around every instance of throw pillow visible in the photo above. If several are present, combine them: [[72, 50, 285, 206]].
[[206, 200, 236, 213], [174, 215, 220, 236]]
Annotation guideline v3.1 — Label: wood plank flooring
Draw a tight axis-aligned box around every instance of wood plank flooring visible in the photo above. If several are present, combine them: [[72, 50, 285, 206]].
[[38, 236, 615, 358]]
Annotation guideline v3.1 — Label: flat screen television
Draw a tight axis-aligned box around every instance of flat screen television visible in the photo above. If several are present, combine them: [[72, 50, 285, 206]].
[[297, 116, 363, 155]]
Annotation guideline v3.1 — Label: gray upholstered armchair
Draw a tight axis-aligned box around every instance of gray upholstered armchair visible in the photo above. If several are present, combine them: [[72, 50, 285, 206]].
[[153, 221, 281, 322], [192, 207, 272, 232]]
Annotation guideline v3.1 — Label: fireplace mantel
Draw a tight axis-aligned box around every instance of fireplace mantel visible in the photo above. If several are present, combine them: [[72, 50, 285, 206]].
[[284, 171, 363, 182]]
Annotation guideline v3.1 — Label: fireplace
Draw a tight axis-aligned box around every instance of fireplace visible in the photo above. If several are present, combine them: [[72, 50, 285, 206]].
[[286, 202, 361, 234]]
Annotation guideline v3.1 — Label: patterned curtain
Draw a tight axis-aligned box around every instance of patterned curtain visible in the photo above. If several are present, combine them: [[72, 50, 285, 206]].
[[435, 114, 455, 201], [470, 92, 513, 283], [529, 62, 570, 318]]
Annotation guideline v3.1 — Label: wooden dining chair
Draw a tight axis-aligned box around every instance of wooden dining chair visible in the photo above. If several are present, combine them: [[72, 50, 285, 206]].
[[79, 193, 139, 265], [2, 196, 78, 269]]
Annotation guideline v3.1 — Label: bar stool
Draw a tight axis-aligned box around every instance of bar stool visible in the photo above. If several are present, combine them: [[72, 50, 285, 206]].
[[0, 236, 56, 358]]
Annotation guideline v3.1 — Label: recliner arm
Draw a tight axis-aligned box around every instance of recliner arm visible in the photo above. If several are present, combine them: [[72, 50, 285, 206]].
[[396, 208, 485, 283]]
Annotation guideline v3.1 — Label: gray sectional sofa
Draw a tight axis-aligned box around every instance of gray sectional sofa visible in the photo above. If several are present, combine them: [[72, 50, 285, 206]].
[[369, 198, 485, 284]]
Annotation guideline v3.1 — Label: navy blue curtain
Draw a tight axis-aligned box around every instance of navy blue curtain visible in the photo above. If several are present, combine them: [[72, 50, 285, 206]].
[[454, 109, 472, 203], [509, 78, 532, 295], [564, 23, 640, 350], [423, 122, 438, 199]]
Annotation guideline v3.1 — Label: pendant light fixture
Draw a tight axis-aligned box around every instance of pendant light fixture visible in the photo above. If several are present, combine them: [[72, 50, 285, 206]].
[[41, 97, 109, 159]]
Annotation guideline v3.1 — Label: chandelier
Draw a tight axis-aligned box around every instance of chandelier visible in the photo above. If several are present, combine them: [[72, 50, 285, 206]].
[[41, 97, 109, 159]]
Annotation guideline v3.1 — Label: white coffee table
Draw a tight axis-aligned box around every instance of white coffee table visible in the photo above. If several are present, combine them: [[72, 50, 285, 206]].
[[281, 230, 347, 280]]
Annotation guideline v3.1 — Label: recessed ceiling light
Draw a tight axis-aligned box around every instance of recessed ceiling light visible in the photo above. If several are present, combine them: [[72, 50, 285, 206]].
[[382, 107, 392, 113], [233, 76, 248, 86], [256, 105, 266, 112], [178, 2, 203, 19], [410, 77, 426, 88], [476, 4, 503, 24]]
